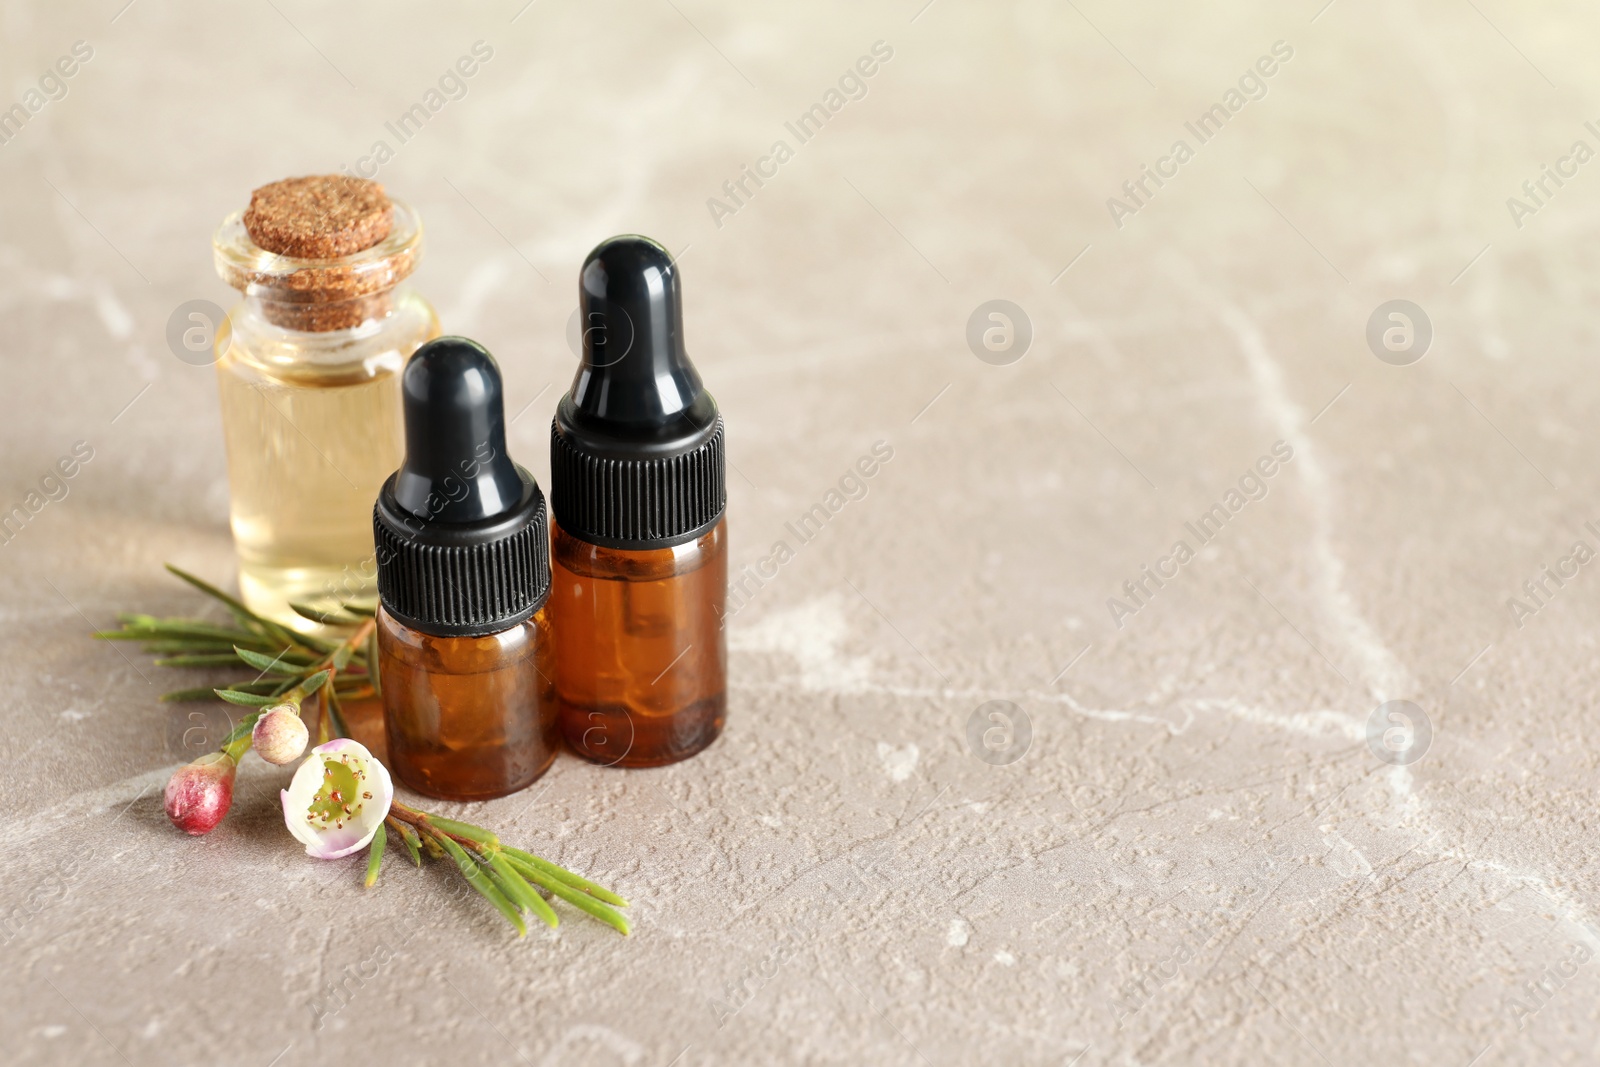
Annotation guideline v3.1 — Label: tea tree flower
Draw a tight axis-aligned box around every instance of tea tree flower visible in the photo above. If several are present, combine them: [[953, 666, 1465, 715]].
[[282, 739, 393, 859]]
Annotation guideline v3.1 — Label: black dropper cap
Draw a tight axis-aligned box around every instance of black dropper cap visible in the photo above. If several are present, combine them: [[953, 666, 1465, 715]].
[[374, 336, 550, 637], [551, 235, 725, 549]]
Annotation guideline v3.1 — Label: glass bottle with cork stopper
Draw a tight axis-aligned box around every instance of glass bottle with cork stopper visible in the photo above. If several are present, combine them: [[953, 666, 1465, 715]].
[[374, 336, 558, 801], [549, 235, 728, 768], [212, 175, 439, 628]]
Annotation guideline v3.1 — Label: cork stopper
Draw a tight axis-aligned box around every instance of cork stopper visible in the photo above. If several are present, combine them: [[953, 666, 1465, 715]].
[[215, 179, 423, 333], [244, 176, 392, 259]]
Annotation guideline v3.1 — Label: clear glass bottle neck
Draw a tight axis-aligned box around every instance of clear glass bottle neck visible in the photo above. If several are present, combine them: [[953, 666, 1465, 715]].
[[241, 285, 398, 334]]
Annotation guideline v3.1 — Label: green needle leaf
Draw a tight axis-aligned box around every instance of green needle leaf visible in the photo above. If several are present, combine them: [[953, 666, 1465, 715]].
[[287, 628, 339, 654], [232, 646, 301, 675], [506, 855, 629, 936], [164, 565, 317, 653], [153, 653, 250, 669], [324, 685, 350, 741], [388, 819, 423, 867], [502, 847, 629, 907], [141, 639, 266, 654], [365, 826, 387, 888], [160, 687, 228, 703], [220, 711, 262, 761], [427, 816, 499, 848], [289, 601, 364, 627], [295, 669, 334, 697], [438, 835, 526, 937], [98, 623, 261, 642], [214, 689, 280, 707], [219, 710, 265, 756], [164, 563, 259, 626], [483, 850, 559, 929], [169, 680, 282, 701]]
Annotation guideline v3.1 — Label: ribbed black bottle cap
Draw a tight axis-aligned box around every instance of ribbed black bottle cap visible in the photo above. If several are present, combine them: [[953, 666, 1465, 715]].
[[551, 234, 726, 550], [374, 336, 550, 637]]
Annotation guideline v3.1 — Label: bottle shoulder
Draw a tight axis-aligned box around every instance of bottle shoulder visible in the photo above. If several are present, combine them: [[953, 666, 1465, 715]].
[[377, 604, 549, 672], [552, 519, 726, 581]]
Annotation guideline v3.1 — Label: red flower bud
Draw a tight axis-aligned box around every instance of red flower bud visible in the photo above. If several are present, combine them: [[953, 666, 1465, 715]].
[[165, 751, 237, 835]]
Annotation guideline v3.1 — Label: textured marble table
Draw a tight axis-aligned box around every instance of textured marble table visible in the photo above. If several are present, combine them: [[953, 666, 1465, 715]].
[[3, 1, 1598, 1064]]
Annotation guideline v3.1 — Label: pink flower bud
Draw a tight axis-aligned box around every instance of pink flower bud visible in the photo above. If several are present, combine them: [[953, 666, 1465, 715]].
[[252, 704, 309, 766], [164, 751, 237, 835]]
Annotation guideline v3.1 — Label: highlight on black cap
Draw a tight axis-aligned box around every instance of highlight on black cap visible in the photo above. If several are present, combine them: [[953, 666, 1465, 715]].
[[375, 336, 550, 637], [573, 235, 704, 422], [552, 235, 726, 549], [391, 336, 525, 523]]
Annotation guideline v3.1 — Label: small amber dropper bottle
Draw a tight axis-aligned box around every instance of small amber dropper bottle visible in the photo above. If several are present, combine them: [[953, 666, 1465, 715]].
[[549, 235, 727, 768], [373, 337, 557, 801]]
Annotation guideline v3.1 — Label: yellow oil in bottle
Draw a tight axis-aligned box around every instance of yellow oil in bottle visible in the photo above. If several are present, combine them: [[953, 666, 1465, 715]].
[[213, 294, 438, 629]]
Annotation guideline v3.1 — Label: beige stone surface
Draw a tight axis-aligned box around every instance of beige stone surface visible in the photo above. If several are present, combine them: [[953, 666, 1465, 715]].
[[3, 1, 1600, 1064]]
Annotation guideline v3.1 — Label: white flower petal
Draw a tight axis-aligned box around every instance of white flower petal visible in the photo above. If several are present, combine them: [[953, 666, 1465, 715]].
[[281, 788, 321, 852], [311, 828, 370, 859], [281, 740, 396, 860]]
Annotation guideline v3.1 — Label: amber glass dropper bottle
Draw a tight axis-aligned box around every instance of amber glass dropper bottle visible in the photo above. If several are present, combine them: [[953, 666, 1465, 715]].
[[373, 337, 557, 801], [549, 235, 727, 768]]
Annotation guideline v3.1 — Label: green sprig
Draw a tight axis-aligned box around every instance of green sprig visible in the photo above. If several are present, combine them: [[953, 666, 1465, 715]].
[[98, 566, 375, 709], [115, 565, 632, 941], [381, 805, 629, 936], [434, 832, 527, 938]]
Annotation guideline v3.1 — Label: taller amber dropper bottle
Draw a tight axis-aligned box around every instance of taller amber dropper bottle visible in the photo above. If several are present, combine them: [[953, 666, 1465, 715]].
[[550, 235, 727, 768]]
